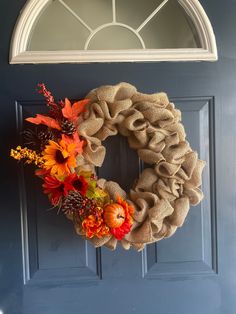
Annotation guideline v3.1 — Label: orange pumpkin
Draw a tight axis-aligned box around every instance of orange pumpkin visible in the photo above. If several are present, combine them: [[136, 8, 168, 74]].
[[103, 203, 125, 228]]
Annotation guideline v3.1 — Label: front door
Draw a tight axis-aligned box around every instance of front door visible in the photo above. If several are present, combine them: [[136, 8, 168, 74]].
[[1, 0, 236, 314]]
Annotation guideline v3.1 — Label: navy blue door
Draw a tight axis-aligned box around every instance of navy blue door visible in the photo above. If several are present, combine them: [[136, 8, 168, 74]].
[[1, 0, 236, 313]]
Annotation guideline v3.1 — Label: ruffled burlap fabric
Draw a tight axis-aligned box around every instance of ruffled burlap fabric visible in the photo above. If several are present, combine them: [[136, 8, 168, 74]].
[[74, 82, 205, 251]]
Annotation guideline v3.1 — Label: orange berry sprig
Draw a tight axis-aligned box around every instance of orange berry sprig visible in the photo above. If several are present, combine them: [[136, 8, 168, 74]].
[[10, 146, 45, 167]]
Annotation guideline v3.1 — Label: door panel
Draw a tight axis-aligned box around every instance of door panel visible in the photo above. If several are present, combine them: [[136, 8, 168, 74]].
[[18, 101, 101, 285], [145, 97, 216, 277], [1, 0, 236, 314]]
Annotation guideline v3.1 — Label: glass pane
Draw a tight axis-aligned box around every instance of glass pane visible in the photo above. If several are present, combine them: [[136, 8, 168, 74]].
[[64, 0, 112, 29], [116, 0, 164, 29], [139, 0, 201, 48], [27, 0, 202, 51], [28, 1, 90, 51], [88, 26, 143, 50]]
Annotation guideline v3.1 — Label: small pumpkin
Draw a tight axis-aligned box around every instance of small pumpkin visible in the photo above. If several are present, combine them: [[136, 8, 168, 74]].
[[103, 203, 125, 228]]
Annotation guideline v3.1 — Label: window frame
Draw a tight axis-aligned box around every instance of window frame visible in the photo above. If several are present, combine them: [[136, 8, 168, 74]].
[[9, 0, 218, 64]]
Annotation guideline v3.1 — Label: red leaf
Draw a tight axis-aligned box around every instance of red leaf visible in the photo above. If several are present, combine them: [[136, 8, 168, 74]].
[[26, 114, 61, 130], [72, 99, 89, 116], [72, 133, 84, 154], [62, 98, 89, 123], [61, 98, 73, 120]]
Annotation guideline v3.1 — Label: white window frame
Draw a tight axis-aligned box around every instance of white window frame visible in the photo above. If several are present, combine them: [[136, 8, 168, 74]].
[[9, 0, 218, 64]]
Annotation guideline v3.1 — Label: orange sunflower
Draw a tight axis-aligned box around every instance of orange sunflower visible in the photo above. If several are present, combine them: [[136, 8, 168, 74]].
[[43, 138, 77, 177]]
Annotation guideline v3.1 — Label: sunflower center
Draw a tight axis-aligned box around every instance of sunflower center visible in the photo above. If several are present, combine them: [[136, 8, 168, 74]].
[[55, 150, 68, 164], [73, 179, 83, 190], [58, 183, 64, 193]]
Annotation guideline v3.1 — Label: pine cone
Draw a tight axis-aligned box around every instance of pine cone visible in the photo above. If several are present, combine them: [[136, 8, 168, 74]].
[[60, 118, 76, 135], [38, 129, 57, 149], [23, 126, 58, 151], [61, 191, 97, 220]]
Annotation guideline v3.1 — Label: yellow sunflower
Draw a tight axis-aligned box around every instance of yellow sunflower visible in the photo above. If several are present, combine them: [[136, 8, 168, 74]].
[[43, 139, 77, 177]]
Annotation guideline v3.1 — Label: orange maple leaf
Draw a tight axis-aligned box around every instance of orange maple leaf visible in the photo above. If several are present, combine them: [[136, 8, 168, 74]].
[[62, 133, 84, 154], [26, 114, 61, 130], [62, 98, 89, 123]]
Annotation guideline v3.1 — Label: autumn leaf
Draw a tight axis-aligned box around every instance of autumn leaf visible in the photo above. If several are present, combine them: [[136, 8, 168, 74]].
[[35, 168, 49, 177], [26, 114, 61, 130], [77, 170, 94, 180], [86, 184, 110, 205], [72, 133, 84, 154], [62, 98, 89, 123], [61, 133, 84, 154], [71, 99, 89, 116]]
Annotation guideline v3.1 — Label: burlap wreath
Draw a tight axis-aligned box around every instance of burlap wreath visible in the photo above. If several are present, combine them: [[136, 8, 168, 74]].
[[74, 82, 205, 251]]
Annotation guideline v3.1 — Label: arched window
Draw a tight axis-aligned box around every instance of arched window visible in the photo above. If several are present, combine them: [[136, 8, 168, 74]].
[[10, 0, 217, 63]]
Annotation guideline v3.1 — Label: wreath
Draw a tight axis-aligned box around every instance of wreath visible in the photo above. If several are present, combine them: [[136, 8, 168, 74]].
[[11, 82, 205, 251]]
